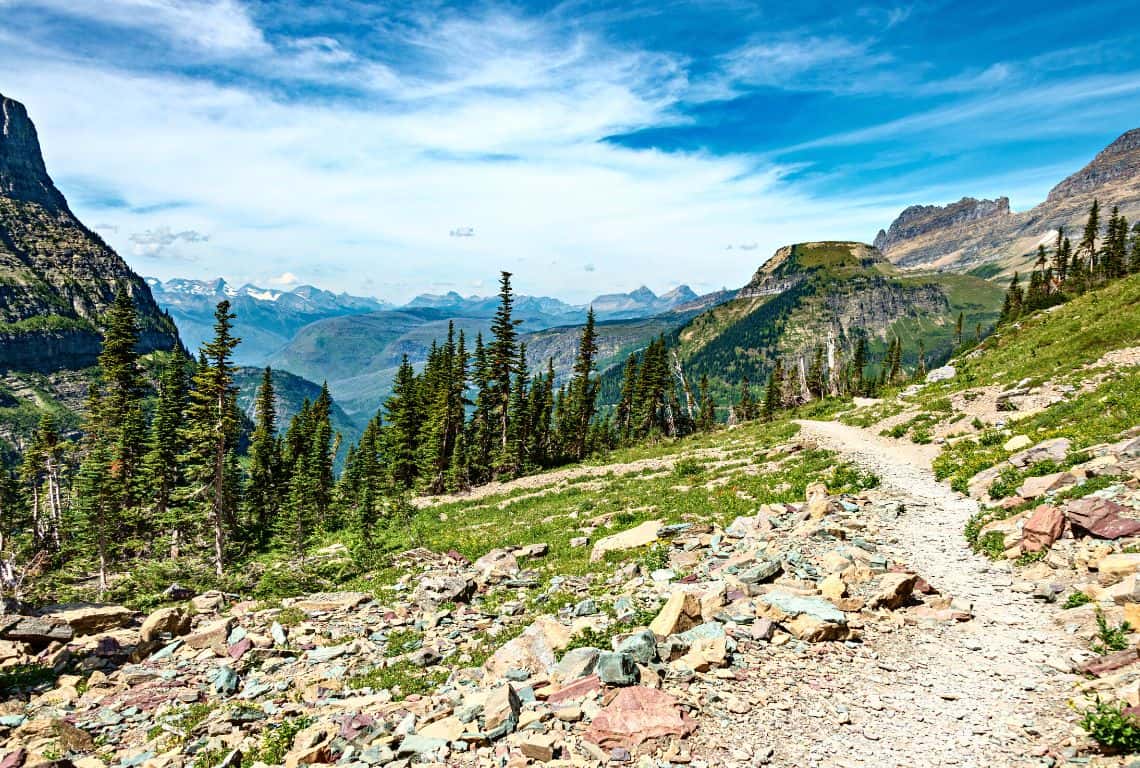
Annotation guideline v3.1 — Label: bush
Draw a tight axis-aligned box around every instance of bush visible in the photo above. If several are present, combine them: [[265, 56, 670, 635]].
[[1092, 609, 1132, 655], [672, 458, 705, 478], [1063, 591, 1092, 609], [1080, 698, 1140, 753]]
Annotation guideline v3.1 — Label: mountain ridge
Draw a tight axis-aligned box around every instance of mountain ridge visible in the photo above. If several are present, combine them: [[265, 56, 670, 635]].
[[874, 127, 1140, 273]]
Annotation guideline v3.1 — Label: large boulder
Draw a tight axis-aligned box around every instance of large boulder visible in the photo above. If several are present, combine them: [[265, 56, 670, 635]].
[[584, 687, 696, 749], [140, 606, 192, 644], [1007, 438, 1070, 469], [35, 603, 133, 636], [868, 573, 918, 610], [473, 549, 520, 585], [286, 592, 371, 612], [412, 576, 475, 607], [484, 617, 571, 679], [1, 616, 73, 644], [1022, 505, 1065, 553], [757, 591, 850, 642], [1065, 498, 1140, 540], [649, 590, 702, 638], [590, 520, 663, 562], [1017, 472, 1079, 500]]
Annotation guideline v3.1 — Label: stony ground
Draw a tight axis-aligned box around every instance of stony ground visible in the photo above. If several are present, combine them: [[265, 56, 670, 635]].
[[4, 404, 1140, 768]]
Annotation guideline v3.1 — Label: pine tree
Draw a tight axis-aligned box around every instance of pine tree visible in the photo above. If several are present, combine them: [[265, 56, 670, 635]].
[[1053, 226, 1068, 283], [916, 338, 927, 380], [384, 356, 421, 489], [615, 354, 639, 442], [887, 338, 903, 384], [697, 374, 715, 431], [761, 364, 782, 421], [246, 367, 282, 546], [145, 351, 189, 558], [183, 301, 242, 577], [1078, 199, 1100, 275], [852, 335, 867, 396], [955, 312, 964, 347], [19, 413, 67, 552], [1130, 225, 1140, 274], [488, 272, 519, 465], [566, 308, 599, 461]]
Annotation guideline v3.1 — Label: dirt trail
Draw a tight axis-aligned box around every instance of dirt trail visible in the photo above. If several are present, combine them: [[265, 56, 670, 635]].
[[693, 420, 1083, 767]]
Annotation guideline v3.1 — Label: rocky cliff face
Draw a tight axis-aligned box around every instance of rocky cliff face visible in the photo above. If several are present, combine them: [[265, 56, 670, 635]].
[[873, 198, 1011, 256], [874, 128, 1140, 273], [0, 93, 179, 370]]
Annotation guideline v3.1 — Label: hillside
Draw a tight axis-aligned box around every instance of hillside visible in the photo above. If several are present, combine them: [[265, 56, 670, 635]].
[[874, 128, 1140, 274], [673, 241, 1003, 396], [233, 366, 362, 457], [0, 93, 179, 372]]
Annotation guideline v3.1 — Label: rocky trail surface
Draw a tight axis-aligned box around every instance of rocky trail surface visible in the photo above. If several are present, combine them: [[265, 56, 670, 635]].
[[708, 419, 1081, 768]]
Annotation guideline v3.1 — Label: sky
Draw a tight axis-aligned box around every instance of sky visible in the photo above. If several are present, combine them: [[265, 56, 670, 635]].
[[1, 0, 1139, 303]]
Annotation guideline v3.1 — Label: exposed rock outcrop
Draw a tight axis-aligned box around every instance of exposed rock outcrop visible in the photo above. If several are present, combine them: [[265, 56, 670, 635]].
[[874, 127, 1140, 273], [0, 92, 179, 372]]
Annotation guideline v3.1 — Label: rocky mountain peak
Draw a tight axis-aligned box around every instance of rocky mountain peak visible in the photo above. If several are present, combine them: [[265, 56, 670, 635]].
[[1046, 128, 1140, 203], [873, 197, 1011, 256], [0, 93, 67, 210], [628, 285, 657, 303]]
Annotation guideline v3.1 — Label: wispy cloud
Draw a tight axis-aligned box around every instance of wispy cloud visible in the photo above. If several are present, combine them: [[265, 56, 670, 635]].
[[128, 226, 209, 259]]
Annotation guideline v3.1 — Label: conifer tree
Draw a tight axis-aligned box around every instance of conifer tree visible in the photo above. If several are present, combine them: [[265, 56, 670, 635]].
[[566, 308, 599, 461], [384, 356, 421, 489], [246, 367, 282, 545], [697, 374, 715, 431], [852, 335, 866, 395], [145, 351, 189, 558], [955, 312, 964, 347], [1053, 226, 1069, 283], [615, 354, 639, 442], [183, 301, 242, 576], [488, 272, 519, 465], [761, 364, 782, 421], [1078, 199, 1100, 274], [19, 413, 67, 552]]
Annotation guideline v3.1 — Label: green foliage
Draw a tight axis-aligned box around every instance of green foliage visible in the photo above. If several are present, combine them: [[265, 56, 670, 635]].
[[1093, 609, 1132, 655], [245, 716, 313, 766], [977, 530, 1007, 560], [1063, 591, 1092, 609], [347, 661, 448, 700], [637, 543, 671, 573], [275, 606, 307, 627], [384, 628, 423, 657], [1080, 698, 1140, 754], [0, 663, 58, 694], [672, 458, 705, 478], [146, 702, 212, 746]]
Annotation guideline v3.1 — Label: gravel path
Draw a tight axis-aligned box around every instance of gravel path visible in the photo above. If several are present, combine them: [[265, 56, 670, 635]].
[[691, 420, 1084, 768]]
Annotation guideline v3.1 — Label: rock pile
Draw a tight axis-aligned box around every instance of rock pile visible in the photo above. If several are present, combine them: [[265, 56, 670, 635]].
[[1, 480, 976, 768]]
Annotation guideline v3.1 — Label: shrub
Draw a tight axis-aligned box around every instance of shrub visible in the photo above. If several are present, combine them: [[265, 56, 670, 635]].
[[1092, 609, 1132, 655], [672, 458, 705, 478], [1063, 591, 1092, 609], [1080, 698, 1140, 753]]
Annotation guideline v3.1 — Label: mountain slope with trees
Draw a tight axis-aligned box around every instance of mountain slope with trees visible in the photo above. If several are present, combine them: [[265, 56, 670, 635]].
[[0, 93, 178, 373]]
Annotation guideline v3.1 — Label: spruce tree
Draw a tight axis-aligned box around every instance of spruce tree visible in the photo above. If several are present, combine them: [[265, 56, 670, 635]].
[[1078, 199, 1100, 275], [488, 272, 519, 465], [955, 312, 964, 348], [145, 350, 189, 558], [697, 374, 715, 431], [246, 367, 282, 545], [852, 335, 866, 395], [615, 354, 639, 442], [761, 364, 782, 421], [566, 308, 599, 461], [183, 301, 242, 576], [384, 356, 421, 489]]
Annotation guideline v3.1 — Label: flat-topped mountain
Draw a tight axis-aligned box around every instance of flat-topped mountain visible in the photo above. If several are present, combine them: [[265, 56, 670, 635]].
[[875, 128, 1140, 273], [0, 93, 178, 371]]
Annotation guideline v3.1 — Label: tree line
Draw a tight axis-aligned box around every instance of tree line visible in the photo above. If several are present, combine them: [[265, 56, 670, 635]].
[[1000, 199, 1140, 323], [7, 272, 723, 593]]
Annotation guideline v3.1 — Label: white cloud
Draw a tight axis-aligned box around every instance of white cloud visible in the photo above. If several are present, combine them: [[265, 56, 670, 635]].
[[266, 271, 301, 287], [128, 226, 209, 258], [12, 0, 268, 54]]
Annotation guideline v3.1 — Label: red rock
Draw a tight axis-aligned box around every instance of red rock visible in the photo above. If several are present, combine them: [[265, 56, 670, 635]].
[[1065, 498, 1140, 539], [1, 749, 26, 768], [1079, 648, 1140, 677], [228, 637, 253, 660], [1022, 505, 1065, 552], [583, 686, 696, 749], [545, 674, 602, 704]]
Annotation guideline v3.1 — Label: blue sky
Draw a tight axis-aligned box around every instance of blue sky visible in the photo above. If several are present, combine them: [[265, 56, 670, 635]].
[[1, 0, 1138, 302]]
